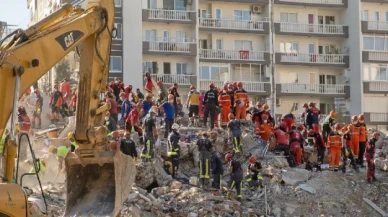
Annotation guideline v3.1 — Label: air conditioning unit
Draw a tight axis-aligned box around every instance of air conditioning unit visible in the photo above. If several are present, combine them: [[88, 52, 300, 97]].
[[252, 5, 262, 14]]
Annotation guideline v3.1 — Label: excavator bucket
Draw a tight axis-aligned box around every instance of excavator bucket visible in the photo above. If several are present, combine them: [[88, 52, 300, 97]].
[[63, 150, 136, 217]]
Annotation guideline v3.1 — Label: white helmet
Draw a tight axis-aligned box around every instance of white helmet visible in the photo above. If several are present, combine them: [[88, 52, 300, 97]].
[[223, 81, 229, 85], [171, 123, 180, 130]]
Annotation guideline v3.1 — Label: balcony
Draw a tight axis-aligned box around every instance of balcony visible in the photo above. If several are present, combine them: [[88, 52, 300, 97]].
[[199, 79, 271, 94], [143, 38, 197, 56], [361, 21, 388, 34], [361, 0, 388, 3], [363, 81, 388, 94], [276, 83, 350, 97], [362, 51, 388, 63], [365, 113, 388, 125], [142, 9, 196, 24], [148, 74, 197, 87], [199, 16, 269, 34], [200, 49, 270, 64], [274, 23, 348, 38], [275, 53, 349, 67], [274, 0, 347, 7], [206, 0, 269, 3]]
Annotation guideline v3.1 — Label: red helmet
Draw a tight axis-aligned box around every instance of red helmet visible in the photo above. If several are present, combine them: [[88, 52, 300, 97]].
[[334, 123, 342, 130], [209, 83, 215, 88], [225, 153, 233, 161], [303, 103, 308, 108], [228, 113, 235, 119], [54, 84, 59, 90], [157, 81, 163, 86], [112, 131, 120, 138], [34, 89, 40, 94], [237, 82, 243, 88], [351, 115, 358, 122], [358, 114, 365, 121], [227, 84, 233, 89], [308, 129, 314, 135], [249, 156, 256, 164], [223, 84, 228, 91], [280, 121, 287, 129], [190, 85, 196, 90], [308, 102, 314, 107], [261, 114, 269, 120], [145, 72, 150, 76], [232, 82, 237, 87], [297, 125, 304, 131], [263, 104, 269, 110], [18, 106, 26, 113]]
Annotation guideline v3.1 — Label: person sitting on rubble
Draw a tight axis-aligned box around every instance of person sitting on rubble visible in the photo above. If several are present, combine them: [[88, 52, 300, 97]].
[[227, 113, 243, 157], [104, 111, 117, 132], [225, 153, 243, 202], [272, 122, 295, 167], [125, 102, 144, 144], [366, 132, 378, 183], [246, 156, 263, 192], [289, 124, 305, 165], [342, 125, 359, 174], [168, 123, 181, 178], [197, 131, 212, 188], [120, 132, 138, 161], [48, 145, 70, 178], [67, 132, 78, 152], [210, 146, 223, 192], [307, 129, 326, 170]]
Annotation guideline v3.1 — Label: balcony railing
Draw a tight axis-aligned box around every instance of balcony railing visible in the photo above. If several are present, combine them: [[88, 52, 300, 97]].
[[279, 23, 345, 34], [367, 21, 388, 31], [148, 9, 190, 21], [370, 113, 388, 122], [200, 49, 265, 61], [277, 0, 344, 4], [149, 74, 195, 85], [279, 53, 346, 64], [199, 17, 266, 31], [147, 37, 195, 53], [199, 80, 225, 90], [368, 81, 388, 92], [241, 82, 267, 92], [368, 51, 388, 61], [280, 83, 346, 94]]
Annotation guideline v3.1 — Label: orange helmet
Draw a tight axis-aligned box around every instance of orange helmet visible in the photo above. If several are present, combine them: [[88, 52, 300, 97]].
[[237, 82, 243, 88], [190, 85, 196, 90], [351, 115, 358, 122], [209, 83, 215, 88], [334, 123, 342, 130], [330, 111, 336, 118], [249, 156, 256, 164], [358, 114, 365, 121], [225, 153, 233, 161], [263, 103, 269, 110]]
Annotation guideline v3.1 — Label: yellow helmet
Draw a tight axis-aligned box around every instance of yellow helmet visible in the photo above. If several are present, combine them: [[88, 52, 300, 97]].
[[48, 145, 56, 154], [68, 132, 74, 140]]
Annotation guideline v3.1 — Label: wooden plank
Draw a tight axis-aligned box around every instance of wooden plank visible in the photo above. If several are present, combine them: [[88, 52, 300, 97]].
[[363, 198, 388, 217]]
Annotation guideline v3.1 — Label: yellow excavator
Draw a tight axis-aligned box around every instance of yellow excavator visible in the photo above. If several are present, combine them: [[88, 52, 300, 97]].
[[0, 0, 135, 216]]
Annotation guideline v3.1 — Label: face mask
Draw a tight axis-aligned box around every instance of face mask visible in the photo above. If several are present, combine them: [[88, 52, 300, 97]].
[[115, 81, 119, 84], [228, 89, 232, 92], [264, 109, 268, 112], [352, 121, 358, 124], [359, 120, 364, 123], [105, 117, 109, 121], [264, 120, 267, 123]]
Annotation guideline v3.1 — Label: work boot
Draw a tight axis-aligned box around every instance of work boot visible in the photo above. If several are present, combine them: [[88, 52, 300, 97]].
[[373, 176, 377, 181], [341, 166, 346, 174]]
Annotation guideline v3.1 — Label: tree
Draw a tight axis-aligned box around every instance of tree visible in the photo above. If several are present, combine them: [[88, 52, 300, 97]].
[[55, 58, 71, 83]]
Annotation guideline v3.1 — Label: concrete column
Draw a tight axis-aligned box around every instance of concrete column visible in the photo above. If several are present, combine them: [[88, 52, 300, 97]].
[[123, 0, 143, 90], [194, 0, 199, 90]]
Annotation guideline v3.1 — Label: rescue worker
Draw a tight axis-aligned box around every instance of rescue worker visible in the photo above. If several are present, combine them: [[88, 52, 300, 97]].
[[31, 89, 43, 129], [197, 131, 212, 188], [234, 82, 248, 122], [48, 145, 69, 177], [187, 85, 200, 126], [136, 88, 145, 101], [218, 84, 232, 126], [125, 85, 138, 103], [67, 132, 79, 152], [104, 111, 117, 132], [327, 123, 342, 171], [227, 84, 235, 114], [159, 94, 175, 138], [60, 77, 71, 105], [283, 113, 296, 132], [125, 102, 144, 144], [110, 77, 124, 100], [203, 83, 219, 130], [70, 90, 77, 114], [358, 114, 367, 167], [342, 125, 359, 173], [120, 132, 138, 160], [121, 92, 132, 121], [50, 84, 63, 124], [227, 113, 242, 157], [143, 93, 153, 117], [199, 91, 205, 118], [305, 102, 321, 133], [350, 115, 361, 158], [168, 123, 181, 178], [258, 104, 274, 125], [157, 81, 168, 105], [18, 106, 32, 137], [144, 72, 154, 93], [257, 114, 273, 144], [225, 153, 243, 202], [289, 125, 304, 165], [246, 156, 263, 191], [169, 83, 180, 117], [251, 102, 262, 125], [308, 129, 326, 168], [210, 146, 223, 191], [106, 91, 119, 122], [366, 132, 378, 183], [142, 109, 158, 161], [322, 111, 336, 144], [273, 122, 294, 166]]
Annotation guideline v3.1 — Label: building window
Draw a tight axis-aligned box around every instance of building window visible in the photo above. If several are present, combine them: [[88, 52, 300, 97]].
[[200, 66, 228, 80], [362, 10, 369, 21], [363, 36, 388, 50], [280, 42, 299, 53], [176, 63, 187, 74], [175, 0, 185, 10], [280, 12, 297, 23], [114, 23, 122, 40], [143, 62, 158, 74], [364, 64, 388, 81], [145, 29, 157, 41], [235, 40, 253, 51], [176, 31, 188, 42], [234, 10, 251, 21], [326, 75, 336, 84], [149, 0, 157, 9], [109, 56, 122, 72], [114, 0, 121, 7], [363, 36, 374, 50]]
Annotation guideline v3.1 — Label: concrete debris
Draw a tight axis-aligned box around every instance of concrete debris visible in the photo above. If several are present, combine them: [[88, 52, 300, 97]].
[[281, 168, 312, 185]]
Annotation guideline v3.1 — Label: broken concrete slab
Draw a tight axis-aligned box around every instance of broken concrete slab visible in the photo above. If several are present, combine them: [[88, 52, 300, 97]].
[[282, 168, 311, 185]]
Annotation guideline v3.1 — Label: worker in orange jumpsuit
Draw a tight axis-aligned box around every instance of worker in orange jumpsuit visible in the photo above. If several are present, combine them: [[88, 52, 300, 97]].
[[358, 114, 367, 167], [350, 115, 360, 158], [256, 113, 273, 144], [49, 84, 63, 124], [289, 124, 304, 165], [327, 123, 343, 171], [233, 82, 248, 121], [218, 84, 231, 126], [70, 90, 77, 114]]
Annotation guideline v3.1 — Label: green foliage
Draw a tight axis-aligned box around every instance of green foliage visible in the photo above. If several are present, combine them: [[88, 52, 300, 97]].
[[55, 58, 71, 83]]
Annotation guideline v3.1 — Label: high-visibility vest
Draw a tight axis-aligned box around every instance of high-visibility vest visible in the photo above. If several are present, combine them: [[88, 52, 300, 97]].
[[0, 134, 6, 155], [30, 161, 46, 178], [57, 146, 69, 158], [71, 141, 79, 149]]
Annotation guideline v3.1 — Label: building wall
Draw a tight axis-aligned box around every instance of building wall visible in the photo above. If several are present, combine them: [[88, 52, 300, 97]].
[[363, 94, 388, 113], [276, 65, 345, 84], [273, 5, 345, 24], [198, 2, 269, 19], [275, 35, 346, 53], [143, 23, 196, 40], [199, 32, 267, 51], [143, 55, 196, 74]]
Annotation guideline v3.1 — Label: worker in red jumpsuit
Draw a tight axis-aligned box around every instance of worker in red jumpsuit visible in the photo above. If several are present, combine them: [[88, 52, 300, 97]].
[[49, 84, 63, 124], [32, 89, 43, 129], [234, 82, 248, 121], [219, 84, 231, 126], [289, 124, 304, 165], [257, 113, 273, 144], [366, 132, 378, 183], [126, 102, 144, 144], [273, 122, 294, 166], [358, 114, 368, 167], [350, 115, 360, 158], [18, 106, 32, 161], [144, 72, 153, 93], [283, 113, 296, 132]]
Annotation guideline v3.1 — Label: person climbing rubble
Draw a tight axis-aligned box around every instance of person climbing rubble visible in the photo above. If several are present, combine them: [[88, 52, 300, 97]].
[[227, 113, 243, 157], [187, 85, 200, 126], [203, 83, 219, 130], [366, 132, 378, 183], [233, 82, 248, 122], [159, 94, 175, 138], [31, 89, 43, 129], [342, 125, 359, 173], [327, 123, 343, 171], [50, 84, 63, 124], [307, 129, 326, 169], [210, 146, 223, 192], [197, 131, 212, 188], [141, 109, 158, 161], [48, 145, 69, 177], [358, 114, 367, 167], [225, 153, 243, 202], [258, 103, 274, 125], [126, 102, 144, 144], [246, 156, 263, 192], [67, 132, 78, 152], [256, 113, 273, 144], [218, 84, 232, 127], [121, 132, 138, 161], [289, 124, 304, 165], [168, 123, 181, 178], [322, 111, 336, 144]]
